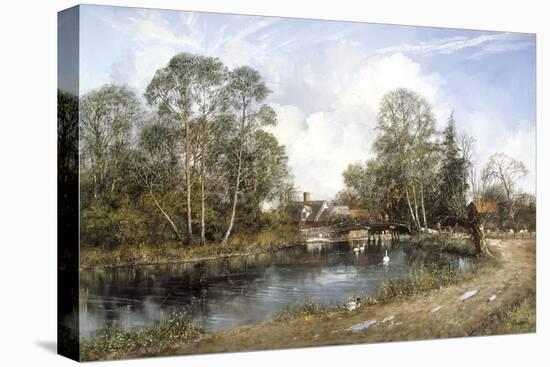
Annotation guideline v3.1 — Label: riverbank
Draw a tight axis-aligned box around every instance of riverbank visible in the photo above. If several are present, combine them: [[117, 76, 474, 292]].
[[410, 233, 479, 257], [80, 227, 302, 269], [82, 238, 535, 361]]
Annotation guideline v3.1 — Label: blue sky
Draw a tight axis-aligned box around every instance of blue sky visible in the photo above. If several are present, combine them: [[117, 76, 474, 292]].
[[78, 5, 536, 198]]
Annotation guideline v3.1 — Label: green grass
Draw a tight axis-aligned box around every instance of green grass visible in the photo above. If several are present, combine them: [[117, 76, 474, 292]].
[[80, 312, 203, 361], [375, 266, 460, 303], [273, 299, 328, 321], [410, 233, 478, 257], [375, 256, 495, 304], [476, 294, 536, 336], [80, 226, 301, 269]]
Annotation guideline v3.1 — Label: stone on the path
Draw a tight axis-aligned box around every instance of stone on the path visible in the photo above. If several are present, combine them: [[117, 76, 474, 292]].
[[458, 289, 478, 302], [488, 294, 497, 302], [348, 319, 377, 333], [431, 305, 444, 314], [382, 315, 395, 323]]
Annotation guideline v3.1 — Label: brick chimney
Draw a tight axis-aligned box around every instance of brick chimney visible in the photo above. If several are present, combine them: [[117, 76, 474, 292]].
[[303, 192, 310, 204]]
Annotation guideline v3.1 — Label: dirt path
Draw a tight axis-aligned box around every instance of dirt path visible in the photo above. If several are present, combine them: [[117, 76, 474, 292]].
[[130, 239, 536, 358]]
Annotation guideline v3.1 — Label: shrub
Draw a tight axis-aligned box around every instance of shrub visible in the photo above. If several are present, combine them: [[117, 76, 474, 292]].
[[410, 233, 478, 257], [274, 299, 327, 321], [80, 312, 202, 361]]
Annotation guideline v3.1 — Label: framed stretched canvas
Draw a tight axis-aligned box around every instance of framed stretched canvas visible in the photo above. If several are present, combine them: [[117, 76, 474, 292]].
[[58, 4, 536, 362]]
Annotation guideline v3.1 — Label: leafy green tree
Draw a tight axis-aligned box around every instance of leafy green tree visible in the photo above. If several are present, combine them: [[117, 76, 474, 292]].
[[374, 88, 437, 230], [437, 113, 469, 224], [131, 116, 183, 244], [236, 130, 294, 229], [192, 57, 229, 244], [80, 84, 143, 200], [145, 53, 201, 244], [339, 160, 385, 214], [221, 66, 275, 246]]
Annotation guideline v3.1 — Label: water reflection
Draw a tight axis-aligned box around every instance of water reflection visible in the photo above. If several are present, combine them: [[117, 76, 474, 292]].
[[79, 240, 469, 338]]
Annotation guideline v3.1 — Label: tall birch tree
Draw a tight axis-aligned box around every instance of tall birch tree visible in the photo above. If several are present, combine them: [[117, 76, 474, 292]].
[[221, 66, 275, 246], [374, 88, 437, 231]]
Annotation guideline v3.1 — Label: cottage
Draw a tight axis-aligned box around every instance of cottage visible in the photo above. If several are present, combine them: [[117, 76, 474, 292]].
[[289, 192, 351, 227]]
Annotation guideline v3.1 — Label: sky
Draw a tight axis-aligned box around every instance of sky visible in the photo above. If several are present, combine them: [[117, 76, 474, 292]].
[[78, 5, 536, 199]]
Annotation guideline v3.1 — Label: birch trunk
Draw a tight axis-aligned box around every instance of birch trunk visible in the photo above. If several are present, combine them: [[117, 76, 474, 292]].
[[149, 191, 184, 245], [411, 182, 421, 230], [404, 186, 417, 230], [200, 161, 206, 246], [221, 143, 243, 247], [222, 101, 246, 247], [184, 114, 193, 245], [420, 181, 428, 231]]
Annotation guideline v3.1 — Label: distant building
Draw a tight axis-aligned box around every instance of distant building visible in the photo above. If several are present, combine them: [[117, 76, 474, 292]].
[[289, 192, 351, 227]]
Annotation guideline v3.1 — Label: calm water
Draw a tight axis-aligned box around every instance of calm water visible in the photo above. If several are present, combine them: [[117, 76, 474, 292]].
[[79, 240, 470, 338]]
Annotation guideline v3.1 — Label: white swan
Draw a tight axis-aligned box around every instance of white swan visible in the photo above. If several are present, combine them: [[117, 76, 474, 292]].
[[383, 250, 390, 265], [353, 247, 360, 253], [345, 297, 361, 311], [359, 244, 365, 251]]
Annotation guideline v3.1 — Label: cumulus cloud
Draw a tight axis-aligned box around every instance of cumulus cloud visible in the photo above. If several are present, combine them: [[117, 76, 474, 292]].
[[81, 8, 536, 199], [267, 47, 449, 199], [460, 112, 535, 193]]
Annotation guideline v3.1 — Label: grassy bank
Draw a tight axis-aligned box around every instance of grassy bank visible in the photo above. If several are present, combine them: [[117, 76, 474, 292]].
[[80, 227, 301, 269], [410, 233, 478, 257], [475, 293, 536, 335], [80, 313, 203, 361], [274, 299, 329, 321], [81, 262, 482, 360], [80, 239, 536, 361]]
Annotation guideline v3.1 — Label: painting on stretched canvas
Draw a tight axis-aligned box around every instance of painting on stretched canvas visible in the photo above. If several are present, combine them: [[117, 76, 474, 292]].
[[58, 4, 536, 362]]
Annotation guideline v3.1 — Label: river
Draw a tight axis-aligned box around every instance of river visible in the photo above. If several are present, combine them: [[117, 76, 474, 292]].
[[79, 240, 470, 338]]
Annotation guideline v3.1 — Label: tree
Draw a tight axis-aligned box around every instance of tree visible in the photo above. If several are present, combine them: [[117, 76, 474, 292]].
[[192, 57, 228, 245], [437, 113, 469, 224], [374, 88, 437, 231], [80, 84, 143, 200], [237, 130, 293, 229], [221, 66, 275, 246], [482, 153, 528, 225], [340, 160, 384, 215], [145, 53, 222, 244], [132, 117, 183, 244], [342, 163, 370, 206]]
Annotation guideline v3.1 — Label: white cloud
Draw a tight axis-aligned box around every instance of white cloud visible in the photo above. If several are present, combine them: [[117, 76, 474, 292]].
[[83, 9, 535, 199], [109, 44, 177, 97], [267, 46, 449, 200], [460, 112, 535, 193], [108, 9, 204, 49], [377, 32, 534, 58]]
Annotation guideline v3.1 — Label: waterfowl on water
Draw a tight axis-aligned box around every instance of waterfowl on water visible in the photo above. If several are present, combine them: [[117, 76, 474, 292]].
[[383, 250, 390, 265], [345, 297, 361, 311], [353, 247, 360, 253]]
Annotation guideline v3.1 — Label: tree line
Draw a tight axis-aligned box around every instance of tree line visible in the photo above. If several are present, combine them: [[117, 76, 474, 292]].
[[72, 52, 294, 248], [336, 88, 534, 242]]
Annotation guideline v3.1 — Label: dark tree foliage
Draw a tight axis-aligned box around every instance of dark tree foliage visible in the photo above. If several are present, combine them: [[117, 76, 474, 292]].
[[437, 113, 469, 225]]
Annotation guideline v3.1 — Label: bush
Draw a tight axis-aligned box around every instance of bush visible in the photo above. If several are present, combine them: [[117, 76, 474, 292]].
[[410, 233, 478, 257], [274, 299, 327, 321], [81, 312, 202, 361]]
